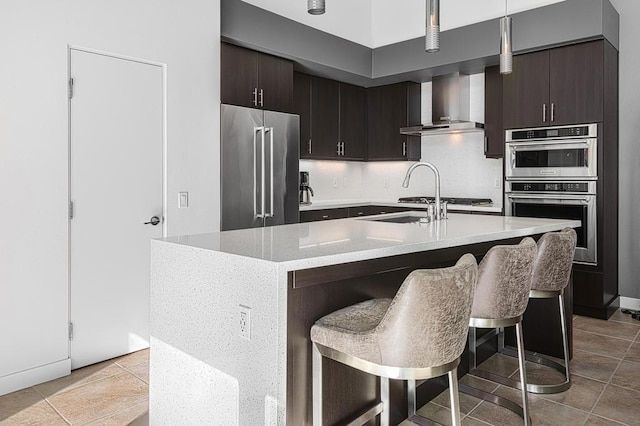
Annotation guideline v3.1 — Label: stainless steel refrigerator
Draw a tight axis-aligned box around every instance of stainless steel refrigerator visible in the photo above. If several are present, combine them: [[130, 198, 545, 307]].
[[221, 104, 299, 231]]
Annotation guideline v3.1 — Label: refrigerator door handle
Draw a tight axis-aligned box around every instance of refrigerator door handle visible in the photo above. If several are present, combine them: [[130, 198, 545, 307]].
[[265, 127, 274, 218], [254, 126, 265, 219]]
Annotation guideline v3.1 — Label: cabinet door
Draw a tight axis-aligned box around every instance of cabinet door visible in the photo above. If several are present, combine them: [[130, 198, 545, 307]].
[[311, 76, 340, 158], [294, 72, 312, 159], [503, 50, 550, 129], [220, 43, 258, 108], [258, 53, 293, 113], [484, 65, 504, 158], [549, 41, 604, 125], [339, 82, 366, 160], [367, 84, 407, 160]]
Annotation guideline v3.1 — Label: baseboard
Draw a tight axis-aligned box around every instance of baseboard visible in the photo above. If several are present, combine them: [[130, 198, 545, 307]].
[[0, 359, 71, 397], [620, 296, 640, 310]]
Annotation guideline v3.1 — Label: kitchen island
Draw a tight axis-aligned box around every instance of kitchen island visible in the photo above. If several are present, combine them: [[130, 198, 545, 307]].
[[149, 212, 579, 425]]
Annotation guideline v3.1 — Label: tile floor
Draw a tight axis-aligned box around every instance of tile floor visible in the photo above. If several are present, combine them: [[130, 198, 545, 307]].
[[401, 309, 640, 426], [0, 350, 149, 425], [1, 310, 638, 425]]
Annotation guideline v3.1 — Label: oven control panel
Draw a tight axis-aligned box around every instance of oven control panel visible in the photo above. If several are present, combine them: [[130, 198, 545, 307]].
[[510, 182, 590, 192], [506, 123, 597, 142]]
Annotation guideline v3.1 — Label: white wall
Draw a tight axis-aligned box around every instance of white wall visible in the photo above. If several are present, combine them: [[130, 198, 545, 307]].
[[0, 0, 220, 388], [301, 73, 503, 207], [608, 0, 640, 300]]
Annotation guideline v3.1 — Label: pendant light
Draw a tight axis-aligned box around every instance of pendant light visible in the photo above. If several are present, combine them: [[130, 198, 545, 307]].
[[500, 0, 513, 74], [308, 0, 325, 15], [425, 0, 440, 53]]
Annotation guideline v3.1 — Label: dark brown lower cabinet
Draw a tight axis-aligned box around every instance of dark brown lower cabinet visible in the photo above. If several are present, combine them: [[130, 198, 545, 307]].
[[299, 208, 349, 223]]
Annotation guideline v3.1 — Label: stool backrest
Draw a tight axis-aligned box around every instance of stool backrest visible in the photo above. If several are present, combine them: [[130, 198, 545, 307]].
[[531, 228, 577, 292], [471, 237, 537, 320], [375, 253, 478, 369]]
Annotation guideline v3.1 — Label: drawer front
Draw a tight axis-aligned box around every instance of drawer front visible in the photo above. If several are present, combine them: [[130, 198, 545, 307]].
[[299, 208, 349, 223]]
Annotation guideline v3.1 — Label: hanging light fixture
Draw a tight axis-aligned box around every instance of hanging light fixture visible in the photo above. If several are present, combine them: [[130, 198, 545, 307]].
[[500, 0, 513, 74], [425, 0, 440, 53], [308, 0, 325, 15]]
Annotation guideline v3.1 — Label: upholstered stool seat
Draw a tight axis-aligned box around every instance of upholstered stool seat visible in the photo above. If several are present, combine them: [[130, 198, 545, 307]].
[[497, 227, 577, 394], [311, 254, 478, 426], [461, 237, 537, 426]]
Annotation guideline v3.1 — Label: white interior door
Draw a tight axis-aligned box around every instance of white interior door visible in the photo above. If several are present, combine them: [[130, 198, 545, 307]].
[[69, 48, 164, 369]]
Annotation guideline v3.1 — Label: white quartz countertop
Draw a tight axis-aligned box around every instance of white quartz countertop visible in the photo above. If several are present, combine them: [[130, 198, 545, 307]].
[[299, 199, 502, 213], [159, 212, 579, 271]]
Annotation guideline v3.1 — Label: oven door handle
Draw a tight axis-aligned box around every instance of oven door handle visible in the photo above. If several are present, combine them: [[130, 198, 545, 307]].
[[506, 194, 592, 204]]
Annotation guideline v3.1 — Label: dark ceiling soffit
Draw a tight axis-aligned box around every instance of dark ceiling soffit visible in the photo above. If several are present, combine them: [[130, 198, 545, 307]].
[[221, 0, 619, 87]]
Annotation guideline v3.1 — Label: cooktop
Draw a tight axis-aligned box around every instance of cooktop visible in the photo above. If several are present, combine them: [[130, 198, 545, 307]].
[[398, 196, 493, 206]]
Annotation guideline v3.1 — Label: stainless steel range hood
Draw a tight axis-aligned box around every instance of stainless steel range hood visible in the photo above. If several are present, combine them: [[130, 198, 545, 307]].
[[400, 72, 484, 136]]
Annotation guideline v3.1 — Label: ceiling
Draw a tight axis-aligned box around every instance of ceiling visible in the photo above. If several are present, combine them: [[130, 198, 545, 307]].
[[241, 0, 566, 48]]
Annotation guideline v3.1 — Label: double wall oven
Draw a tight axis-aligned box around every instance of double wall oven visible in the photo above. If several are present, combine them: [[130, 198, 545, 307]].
[[505, 124, 597, 264]]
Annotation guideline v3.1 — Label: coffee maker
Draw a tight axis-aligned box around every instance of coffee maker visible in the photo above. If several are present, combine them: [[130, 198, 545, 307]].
[[299, 171, 314, 205]]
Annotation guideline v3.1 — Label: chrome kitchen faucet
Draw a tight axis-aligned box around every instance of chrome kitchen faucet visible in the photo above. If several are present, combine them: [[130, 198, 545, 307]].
[[402, 162, 444, 221]]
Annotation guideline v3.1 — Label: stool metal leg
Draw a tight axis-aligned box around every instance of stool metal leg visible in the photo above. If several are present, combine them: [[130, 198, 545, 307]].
[[380, 377, 390, 426], [312, 343, 322, 426], [448, 370, 462, 426], [407, 379, 417, 417], [468, 327, 477, 370], [515, 321, 531, 426], [559, 294, 571, 381]]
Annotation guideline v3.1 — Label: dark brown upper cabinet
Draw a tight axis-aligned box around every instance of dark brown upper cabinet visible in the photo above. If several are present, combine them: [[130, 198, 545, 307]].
[[503, 40, 605, 129], [221, 43, 293, 113], [366, 82, 421, 161], [484, 65, 504, 158], [294, 72, 366, 160]]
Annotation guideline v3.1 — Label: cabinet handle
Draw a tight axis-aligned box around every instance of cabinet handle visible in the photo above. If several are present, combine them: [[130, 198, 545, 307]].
[[322, 215, 329, 219], [402, 141, 407, 156], [551, 103, 555, 122], [308, 139, 312, 154], [542, 103, 547, 122], [341, 142, 345, 156], [259, 89, 264, 107], [336, 142, 341, 156], [252, 88, 258, 107], [484, 136, 488, 153]]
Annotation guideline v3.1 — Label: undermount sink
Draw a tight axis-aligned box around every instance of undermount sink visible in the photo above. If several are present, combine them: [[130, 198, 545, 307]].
[[362, 214, 432, 224]]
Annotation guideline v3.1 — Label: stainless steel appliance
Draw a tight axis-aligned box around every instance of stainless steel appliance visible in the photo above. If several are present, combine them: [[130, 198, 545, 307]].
[[505, 123, 597, 179], [505, 123, 598, 264], [505, 181, 596, 264], [299, 171, 314, 205], [221, 104, 299, 231]]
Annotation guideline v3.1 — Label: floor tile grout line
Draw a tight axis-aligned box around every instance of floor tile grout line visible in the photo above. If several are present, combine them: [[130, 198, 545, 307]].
[[74, 397, 150, 426], [574, 327, 638, 342], [41, 395, 73, 426], [584, 328, 638, 423], [115, 362, 150, 385]]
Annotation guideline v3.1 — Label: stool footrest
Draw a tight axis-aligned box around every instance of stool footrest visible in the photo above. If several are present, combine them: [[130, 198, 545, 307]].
[[499, 346, 571, 394], [345, 402, 384, 426], [458, 382, 530, 422]]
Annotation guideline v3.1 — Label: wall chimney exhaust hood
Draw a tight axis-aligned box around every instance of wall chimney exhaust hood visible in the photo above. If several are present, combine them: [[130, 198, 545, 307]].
[[400, 72, 484, 136]]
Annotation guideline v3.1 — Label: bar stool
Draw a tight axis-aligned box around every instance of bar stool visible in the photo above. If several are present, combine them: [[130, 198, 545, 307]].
[[497, 227, 577, 394], [310, 254, 478, 426], [461, 237, 537, 426]]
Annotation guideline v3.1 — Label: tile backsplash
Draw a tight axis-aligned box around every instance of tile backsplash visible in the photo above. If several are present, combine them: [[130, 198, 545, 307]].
[[299, 73, 504, 206]]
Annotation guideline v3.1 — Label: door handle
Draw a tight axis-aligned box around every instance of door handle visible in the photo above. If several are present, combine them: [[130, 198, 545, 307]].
[[266, 127, 274, 218], [254, 127, 264, 219], [144, 216, 161, 226]]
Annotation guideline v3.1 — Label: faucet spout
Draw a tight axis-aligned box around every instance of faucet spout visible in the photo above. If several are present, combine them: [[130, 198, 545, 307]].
[[402, 162, 442, 220]]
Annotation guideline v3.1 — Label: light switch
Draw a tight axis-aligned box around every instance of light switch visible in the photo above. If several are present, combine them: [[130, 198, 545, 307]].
[[178, 192, 189, 208]]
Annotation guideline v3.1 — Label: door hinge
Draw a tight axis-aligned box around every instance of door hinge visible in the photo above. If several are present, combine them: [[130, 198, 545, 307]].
[[69, 322, 74, 341], [69, 201, 74, 219], [68, 78, 74, 99]]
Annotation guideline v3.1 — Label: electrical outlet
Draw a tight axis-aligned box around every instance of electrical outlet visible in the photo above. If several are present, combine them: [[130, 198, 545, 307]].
[[239, 305, 251, 340], [332, 178, 338, 188], [494, 178, 502, 189], [383, 178, 390, 188]]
